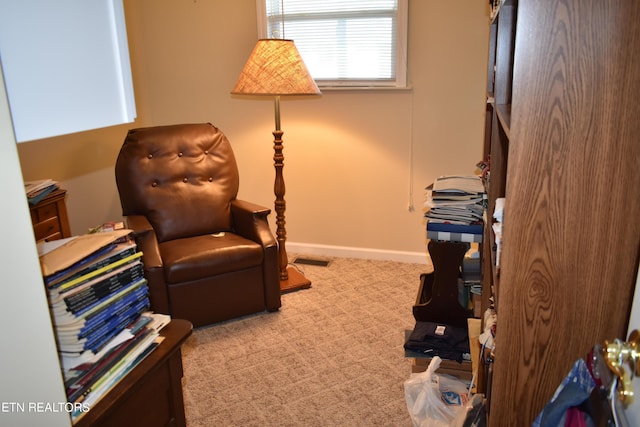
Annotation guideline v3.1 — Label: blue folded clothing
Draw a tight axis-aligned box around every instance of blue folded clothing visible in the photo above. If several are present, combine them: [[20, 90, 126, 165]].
[[426, 221, 483, 235]]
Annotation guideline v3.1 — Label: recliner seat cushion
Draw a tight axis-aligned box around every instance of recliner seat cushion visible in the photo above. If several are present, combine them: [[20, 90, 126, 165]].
[[159, 233, 263, 284]]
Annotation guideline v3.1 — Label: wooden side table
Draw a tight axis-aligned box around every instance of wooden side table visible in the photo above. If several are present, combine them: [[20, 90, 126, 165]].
[[412, 241, 474, 328], [29, 188, 71, 242]]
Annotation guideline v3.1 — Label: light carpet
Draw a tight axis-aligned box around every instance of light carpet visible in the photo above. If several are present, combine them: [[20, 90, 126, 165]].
[[181, 256, 431, 427]]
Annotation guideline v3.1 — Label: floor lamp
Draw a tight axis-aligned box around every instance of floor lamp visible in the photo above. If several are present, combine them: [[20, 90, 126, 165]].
[[231, 39, 321, 293]]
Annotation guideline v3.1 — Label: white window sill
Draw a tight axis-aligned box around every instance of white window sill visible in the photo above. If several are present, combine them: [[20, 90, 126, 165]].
[[318, 85, 413, 93]]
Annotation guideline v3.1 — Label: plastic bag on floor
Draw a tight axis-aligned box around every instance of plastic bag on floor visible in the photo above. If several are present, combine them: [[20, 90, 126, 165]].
[[404, 356, 471, 427]]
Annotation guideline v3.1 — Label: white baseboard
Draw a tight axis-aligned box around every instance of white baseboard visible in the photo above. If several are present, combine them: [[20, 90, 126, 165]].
[[287, 242, 431, 265]]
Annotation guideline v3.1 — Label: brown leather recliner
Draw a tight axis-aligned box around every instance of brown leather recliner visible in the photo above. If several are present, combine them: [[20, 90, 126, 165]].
[[115, 123, 281, 327]]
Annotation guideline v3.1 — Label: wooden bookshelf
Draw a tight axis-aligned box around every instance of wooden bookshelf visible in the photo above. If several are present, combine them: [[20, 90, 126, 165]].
[[482, 0, 640, 425]]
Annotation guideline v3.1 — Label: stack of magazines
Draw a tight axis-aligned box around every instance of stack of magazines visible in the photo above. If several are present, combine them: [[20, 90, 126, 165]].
[[424, 175, 486, 243], [38, 230, 168, 421], [25, 179, 59, 205]]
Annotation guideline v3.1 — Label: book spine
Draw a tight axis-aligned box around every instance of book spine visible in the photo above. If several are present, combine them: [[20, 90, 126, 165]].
[[69, 276, 145, 318], [53, 279, 147, 326], [54, 251, 143, 294], [76, 331, 159, 411], [60, 297, 150, 354], [83, 298, 150, 353], [66, 327, 153, 402], [426, 222, 483, 234], [127, 314, 152, 335], [47, 245, 136, 288], [81, 284, 147, 329], [73, 290, 150, 339], [45, 244, 117, 286], [65, 324, 151, 379], [73, 280, 142, 320], [80, 297, 149, 345], [62, 263, 144, 313]]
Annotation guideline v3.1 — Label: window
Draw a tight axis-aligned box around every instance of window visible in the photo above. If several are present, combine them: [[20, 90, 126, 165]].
[[257, 0, 408, 88], [0, 0, 136, 142]]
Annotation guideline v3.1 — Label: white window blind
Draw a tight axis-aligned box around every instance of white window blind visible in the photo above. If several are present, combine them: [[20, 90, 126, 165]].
[[258, 0, 408, 88]]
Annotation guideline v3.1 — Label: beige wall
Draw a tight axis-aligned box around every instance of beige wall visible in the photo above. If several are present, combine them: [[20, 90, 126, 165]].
[[17, 0, 490, 258]]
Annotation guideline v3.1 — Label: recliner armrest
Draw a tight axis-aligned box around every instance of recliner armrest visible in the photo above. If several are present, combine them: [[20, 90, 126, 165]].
[[230, 199, 281, 312], [230, 199, 276, 248], [123, 215, 171, 314], [124, 215, 162, 266]]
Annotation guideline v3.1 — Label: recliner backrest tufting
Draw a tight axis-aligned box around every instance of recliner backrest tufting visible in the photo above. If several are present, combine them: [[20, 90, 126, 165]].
[[115, 123, 239, 243]]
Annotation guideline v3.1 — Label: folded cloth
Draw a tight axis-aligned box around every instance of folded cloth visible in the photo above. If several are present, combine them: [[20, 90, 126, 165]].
[[404, 321, 470, 363]]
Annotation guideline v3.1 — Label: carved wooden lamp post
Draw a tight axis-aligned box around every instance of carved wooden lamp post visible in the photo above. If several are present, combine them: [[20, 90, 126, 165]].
[[231, 39, 321, 293]]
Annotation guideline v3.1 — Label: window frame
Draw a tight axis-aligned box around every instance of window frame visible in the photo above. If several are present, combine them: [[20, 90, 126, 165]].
[[256, 0, 408, 89]]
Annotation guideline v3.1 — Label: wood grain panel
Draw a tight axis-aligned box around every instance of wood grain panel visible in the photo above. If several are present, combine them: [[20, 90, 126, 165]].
[[488, 1, 640, 425]]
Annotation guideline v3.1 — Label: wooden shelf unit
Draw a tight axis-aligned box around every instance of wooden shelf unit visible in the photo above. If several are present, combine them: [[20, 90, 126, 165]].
[[481, 0, 640, 425], [482, 0, 516, 316]]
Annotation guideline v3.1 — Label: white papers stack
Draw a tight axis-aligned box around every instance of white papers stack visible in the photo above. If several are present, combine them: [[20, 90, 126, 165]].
[[425, 175, 486, 225]]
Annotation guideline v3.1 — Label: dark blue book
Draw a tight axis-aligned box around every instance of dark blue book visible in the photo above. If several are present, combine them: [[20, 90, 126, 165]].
[[83, 298, 150, 353], [426, 221, 483, 235], [81, 283, 149, 332], [58, 298, 149, 354], [75, 293, 150, 340], [57, 295, 149, 352]]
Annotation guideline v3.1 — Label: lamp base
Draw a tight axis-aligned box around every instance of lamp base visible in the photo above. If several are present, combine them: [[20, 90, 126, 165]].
[[280, 266, 312, 294]]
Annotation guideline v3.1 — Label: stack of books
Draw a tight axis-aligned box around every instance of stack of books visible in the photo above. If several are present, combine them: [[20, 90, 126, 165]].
[[39, 230, 166, 422], [24, 179, 59, 205], [424, 175, 486, 243]]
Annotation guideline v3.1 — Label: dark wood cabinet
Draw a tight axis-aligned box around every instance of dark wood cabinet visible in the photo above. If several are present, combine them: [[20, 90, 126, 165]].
[[73, 319, 192, 427], [29, 188, 72, 242], [482, 1, 640, 425]]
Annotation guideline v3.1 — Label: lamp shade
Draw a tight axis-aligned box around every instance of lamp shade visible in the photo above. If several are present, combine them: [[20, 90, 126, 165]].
[[231, 39, 321, 96]]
